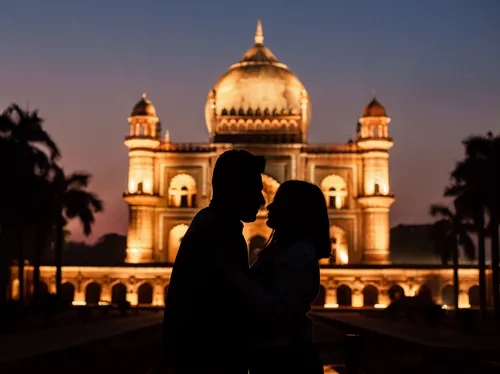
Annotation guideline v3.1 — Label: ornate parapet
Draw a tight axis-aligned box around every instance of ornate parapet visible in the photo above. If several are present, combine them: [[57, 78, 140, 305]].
[[305, 143, 359, 154], [157, 142, 216, 153], [10, 265, 483, 310]]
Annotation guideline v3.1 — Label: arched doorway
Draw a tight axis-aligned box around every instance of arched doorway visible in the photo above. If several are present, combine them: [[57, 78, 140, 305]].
[[168, 224, 189, 263], [336, 285, 352, 306], [138, 282, 153, 305], [85, 282, 101, 304], [111, 282, 127, 304], [362, 285, 379, 307]]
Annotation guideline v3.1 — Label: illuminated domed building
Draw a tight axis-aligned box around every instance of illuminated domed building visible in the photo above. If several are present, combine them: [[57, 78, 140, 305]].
[[124, 20, 393, 266], [32, 20, 481, 309]]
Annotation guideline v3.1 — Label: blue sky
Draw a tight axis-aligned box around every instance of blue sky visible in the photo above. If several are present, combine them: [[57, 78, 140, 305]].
[[1, 0, 499, 240]]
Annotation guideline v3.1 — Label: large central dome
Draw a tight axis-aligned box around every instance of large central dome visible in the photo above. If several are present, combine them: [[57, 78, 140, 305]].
[[205, 20, 311, 144]]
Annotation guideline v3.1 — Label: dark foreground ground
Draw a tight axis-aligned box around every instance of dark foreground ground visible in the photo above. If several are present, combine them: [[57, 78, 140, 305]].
[[1, 312, 500, 374], [0, 314, 346, 374]]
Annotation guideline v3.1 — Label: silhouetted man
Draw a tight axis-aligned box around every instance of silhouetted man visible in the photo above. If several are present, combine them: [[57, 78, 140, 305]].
[[163, 149, 265, 373]]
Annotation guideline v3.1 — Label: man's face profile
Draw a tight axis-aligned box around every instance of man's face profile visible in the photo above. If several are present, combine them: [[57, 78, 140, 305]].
[[238, 173, 265, 223], [211, 150, 265, 222]]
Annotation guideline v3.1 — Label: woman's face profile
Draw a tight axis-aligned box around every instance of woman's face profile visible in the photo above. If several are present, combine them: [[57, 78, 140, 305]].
[[266, 188, 291, 230]]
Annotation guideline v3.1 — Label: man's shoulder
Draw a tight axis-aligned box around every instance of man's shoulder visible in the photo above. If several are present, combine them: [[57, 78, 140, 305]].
[[184, 207, 229, 245], [189, 207, 219, 233]]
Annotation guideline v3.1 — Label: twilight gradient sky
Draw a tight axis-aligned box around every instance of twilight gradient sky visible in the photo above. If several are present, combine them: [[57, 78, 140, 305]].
[[1, 0, 499, 242]]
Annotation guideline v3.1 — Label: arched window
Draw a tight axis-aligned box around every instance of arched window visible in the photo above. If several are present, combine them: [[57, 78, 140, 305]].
[[168, 174, 197, 208], [168, 224, 189, 263], [319, 226, 349, 266], [321, 175, 348, 209]]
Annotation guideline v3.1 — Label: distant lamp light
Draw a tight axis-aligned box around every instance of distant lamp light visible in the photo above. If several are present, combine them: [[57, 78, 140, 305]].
[[128, 180, 136, 193], [324, 303, 339, 309], [339, 251, 348, 265]]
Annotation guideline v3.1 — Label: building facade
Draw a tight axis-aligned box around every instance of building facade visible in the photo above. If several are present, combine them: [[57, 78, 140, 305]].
[[27, 20, 482, 309], [124, 20, 393, 267]]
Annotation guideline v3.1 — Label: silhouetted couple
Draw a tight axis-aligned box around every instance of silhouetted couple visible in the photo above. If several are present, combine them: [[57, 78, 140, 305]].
[[163, 150, 330, 374]]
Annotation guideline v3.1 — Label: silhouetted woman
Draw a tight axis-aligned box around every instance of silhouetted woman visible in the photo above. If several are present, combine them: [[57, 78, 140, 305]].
[[221, 180, 331, 373]]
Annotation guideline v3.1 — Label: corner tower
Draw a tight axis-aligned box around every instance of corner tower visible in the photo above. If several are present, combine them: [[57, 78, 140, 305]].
[[356, 98, 395, 264], [123, 93, 161, 263]]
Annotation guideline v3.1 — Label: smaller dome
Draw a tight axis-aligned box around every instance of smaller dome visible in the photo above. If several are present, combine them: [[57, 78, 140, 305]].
[[362, 97, 387, 118], [131, 92, 157, 117]]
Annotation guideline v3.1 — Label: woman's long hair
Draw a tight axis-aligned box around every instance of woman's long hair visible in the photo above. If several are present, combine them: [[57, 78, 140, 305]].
[[264, 180, 331, 260]]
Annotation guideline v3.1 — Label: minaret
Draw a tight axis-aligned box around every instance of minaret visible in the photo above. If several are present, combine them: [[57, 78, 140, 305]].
[[123, 93, 161, 263], [356, 97, 395, 264]]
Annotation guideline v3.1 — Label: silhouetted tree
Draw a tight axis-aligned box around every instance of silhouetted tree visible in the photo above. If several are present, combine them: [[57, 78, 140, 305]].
[[429, 204, 475, 309], [446, 132, 500, 320], [47, 167, 103, 297], [0, 104, 60, 306]]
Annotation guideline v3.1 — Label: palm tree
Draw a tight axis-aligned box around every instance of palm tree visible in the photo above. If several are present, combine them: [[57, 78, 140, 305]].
[[47, 167, 103, 297], [429, 204, 475, 309], [0, 104, 60, 306], [447, 132, 500, 320]]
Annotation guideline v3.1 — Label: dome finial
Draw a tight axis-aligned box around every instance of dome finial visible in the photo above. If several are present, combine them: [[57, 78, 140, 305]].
[[141, 92, 147, 99], [254, 18, 264, 45]]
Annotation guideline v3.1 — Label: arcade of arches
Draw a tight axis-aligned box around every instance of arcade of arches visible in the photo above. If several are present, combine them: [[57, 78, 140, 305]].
[[15, 266, 483, 309]]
